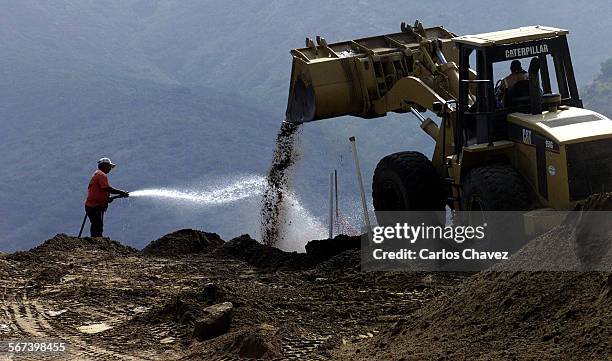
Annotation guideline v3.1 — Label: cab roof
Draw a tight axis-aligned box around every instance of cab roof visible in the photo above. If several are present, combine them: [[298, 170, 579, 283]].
[[453, 25, 568, 47]]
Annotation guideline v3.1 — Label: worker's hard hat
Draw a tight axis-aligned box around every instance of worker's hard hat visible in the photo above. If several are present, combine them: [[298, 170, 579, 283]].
[[98, 157, 116, 168]]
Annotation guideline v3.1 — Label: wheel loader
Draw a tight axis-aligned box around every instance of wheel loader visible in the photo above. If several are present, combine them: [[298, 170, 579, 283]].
[[285, 21, 612, 221]]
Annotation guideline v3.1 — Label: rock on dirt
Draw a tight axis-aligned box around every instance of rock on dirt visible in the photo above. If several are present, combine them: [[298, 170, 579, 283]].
[[200, 283, 224, 305], [193, 302, 234, 341], [142, 229, 224, 256]]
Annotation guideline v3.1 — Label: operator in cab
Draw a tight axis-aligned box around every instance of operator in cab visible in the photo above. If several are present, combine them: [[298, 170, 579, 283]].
[[496, 60, 529, 107], [84, 157, 129, 237]]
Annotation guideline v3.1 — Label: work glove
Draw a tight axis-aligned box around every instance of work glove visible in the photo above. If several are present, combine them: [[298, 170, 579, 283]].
[[120, 190, 130, 198]]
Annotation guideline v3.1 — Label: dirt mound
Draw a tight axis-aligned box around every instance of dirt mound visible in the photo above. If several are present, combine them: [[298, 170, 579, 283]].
[[222, 327, 283, 359], [213, 234, 361, 272], [142, 229, 224, 256], [216, 234, 308, 272], [579, 191, 612, 211], [186, 325, 283, 360], [341, 271, 611, 360], [305, 234, 361, 264], [495, 222, 580, 271], [334, 195, 612, 359], [494, 192, 612, 271], [9, 234, 136, 261], [573, 192, 612, 268]]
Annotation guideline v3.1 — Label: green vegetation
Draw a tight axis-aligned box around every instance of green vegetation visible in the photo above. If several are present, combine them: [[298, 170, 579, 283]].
[[584, 59, 612, 117]]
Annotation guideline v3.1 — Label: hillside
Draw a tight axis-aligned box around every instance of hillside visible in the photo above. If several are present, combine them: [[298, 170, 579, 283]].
[[113, 0, 612, 110], [584, 58, 612, 116], [1, 0, 611, 251], [0, 75, 279, 250]]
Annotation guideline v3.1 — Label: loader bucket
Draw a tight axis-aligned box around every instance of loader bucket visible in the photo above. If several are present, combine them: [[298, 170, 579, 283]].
[[285, 25, 456, 123], [285, 53, 367, 123], [286, 67, 316, 123]]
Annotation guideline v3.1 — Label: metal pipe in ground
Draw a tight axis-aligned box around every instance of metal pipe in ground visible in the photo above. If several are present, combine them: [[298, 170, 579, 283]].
[[334, 169, 339, 233], [329, 171, 334, 239], [349, 136, 372, 234]]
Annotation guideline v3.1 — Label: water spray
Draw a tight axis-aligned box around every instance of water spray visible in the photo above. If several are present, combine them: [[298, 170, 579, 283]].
[[76, 169, 330, 250], [129, 176, 265, 206]]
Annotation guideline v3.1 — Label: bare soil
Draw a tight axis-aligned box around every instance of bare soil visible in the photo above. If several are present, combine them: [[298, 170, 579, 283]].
[[1, 196, 611, 360], [335, 271, 611, 361], [0, 231, 458, 360], [334, 193, 612, 360]]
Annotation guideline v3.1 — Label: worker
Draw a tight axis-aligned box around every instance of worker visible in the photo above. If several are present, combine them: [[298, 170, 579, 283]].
[[503, 60, 529, 90], [496, 60, 529, 107], [84, 157, 129, 237]]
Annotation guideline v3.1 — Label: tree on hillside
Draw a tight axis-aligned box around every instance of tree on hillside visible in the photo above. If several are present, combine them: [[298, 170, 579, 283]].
[[583, 58, 612, 117]]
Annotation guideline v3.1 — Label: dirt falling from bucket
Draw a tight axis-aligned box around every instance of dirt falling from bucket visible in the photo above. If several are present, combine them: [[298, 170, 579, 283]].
[[261, 121, 302, 246]]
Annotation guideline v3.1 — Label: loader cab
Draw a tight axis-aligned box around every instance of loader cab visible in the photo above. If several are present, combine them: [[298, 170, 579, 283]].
[[453, 26, 582, 153]]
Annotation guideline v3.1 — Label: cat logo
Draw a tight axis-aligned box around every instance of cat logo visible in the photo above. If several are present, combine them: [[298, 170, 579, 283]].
[[522, 129, 532, 145]]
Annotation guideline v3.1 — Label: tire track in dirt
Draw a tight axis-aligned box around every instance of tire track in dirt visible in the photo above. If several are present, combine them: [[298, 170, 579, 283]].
[[1, 284, 155, 360]]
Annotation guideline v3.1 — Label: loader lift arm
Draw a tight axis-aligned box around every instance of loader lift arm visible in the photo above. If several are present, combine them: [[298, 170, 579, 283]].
[[285, 21, 460, 123], [285, 21, 461, 173]]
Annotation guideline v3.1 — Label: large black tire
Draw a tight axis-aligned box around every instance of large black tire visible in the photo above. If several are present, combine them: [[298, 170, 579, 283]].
[[462, 164, 530, 211], [372, 151, 445, 211], [462, 164, 531, 251]]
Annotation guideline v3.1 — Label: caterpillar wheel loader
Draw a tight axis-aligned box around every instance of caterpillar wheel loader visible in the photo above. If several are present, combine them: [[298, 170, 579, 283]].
[[285, 21, 612, 222]]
